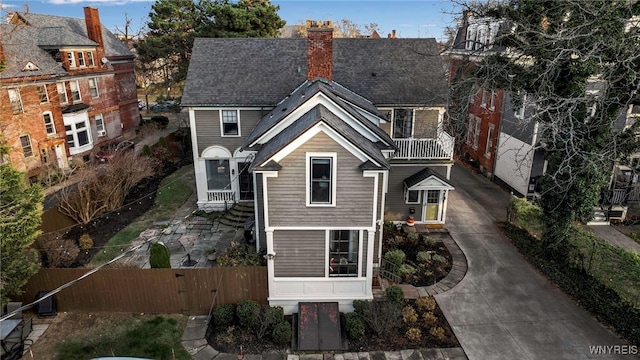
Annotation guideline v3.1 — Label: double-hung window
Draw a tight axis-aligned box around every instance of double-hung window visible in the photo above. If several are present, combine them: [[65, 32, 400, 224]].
[[20, 135, 33, 157], [67, 51, 76, 68], [44, 112, 56, 135], [70, 80, 81, 102], [405, 188, 420, 204], [95, 114, 106, 136], [87, 51, 95, 67], [89, 78, 99, 97], [57, 82, 68, 104], [38, 85, 49, 103], [8, 88, 23, 114], [308, 154, 335, 206], [329, 230, 359, 277], [78, 52, 85, 67], [220, 110, 239, 136], [65, 121, 91, 151], [485, 124, 495, 156]]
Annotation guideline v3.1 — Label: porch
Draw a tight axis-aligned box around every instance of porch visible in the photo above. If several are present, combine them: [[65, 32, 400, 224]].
[[392, 132, 454, 160]]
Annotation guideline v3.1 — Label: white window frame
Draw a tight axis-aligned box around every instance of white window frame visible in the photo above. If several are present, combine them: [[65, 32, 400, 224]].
[[405, 188, 421, 204], [466, 114, 474, 145], [65, 118, 92, 153], [473, 116, 481, 150], [69, 80, 81, 102], [490, 90, 497, 110], [8, 88, 23, 114], [44, 111, 56, 136], [89, 78, 99, 98], [220, 109, 240, 137], [465, 25, 477, 50], [57, 82, 68, 104], [328, 230, 360, 278], [515, 93, 527, 118], [485, 123, 495, 156], [95, 114, 106, 137], [481, 89, 489, 108], [87, 51, 95, 67], [392, 108, 414, 139], [67, 51, 76, 68], [20, 135, 33, 157], [77, 51, 85, 67], [38, 85, 49, 103], [306, 152, 337, 207]]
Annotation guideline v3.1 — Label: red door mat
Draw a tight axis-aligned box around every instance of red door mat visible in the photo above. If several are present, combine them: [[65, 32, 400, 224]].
[[297, 302, 342, 351]]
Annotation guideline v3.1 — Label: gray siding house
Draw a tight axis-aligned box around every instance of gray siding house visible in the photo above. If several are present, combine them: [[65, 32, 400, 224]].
[[182, 26, 453, 313]]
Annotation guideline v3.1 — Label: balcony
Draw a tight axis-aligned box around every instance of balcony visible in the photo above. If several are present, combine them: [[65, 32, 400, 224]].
[[392, 132, 454, 161]]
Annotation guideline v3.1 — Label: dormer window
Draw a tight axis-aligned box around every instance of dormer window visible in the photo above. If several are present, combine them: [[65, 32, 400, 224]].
[[87, 51, 95, 67], [78, 52, 85, 67], [67, 52, 76, 68]]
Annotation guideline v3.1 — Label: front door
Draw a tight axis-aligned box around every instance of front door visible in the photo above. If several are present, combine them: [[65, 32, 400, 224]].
[[238, 162, 254, 200], [423, 190, 441, 222]]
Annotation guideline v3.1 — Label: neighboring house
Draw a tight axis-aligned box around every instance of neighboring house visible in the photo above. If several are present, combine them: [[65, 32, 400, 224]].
[[182, 25, 453, 313], [0, 7, 139, 180]]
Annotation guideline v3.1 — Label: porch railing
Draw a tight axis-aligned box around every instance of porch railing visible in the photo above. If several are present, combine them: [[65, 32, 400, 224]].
[[207, 190, 236, 202], [393, 132, 454, 160]]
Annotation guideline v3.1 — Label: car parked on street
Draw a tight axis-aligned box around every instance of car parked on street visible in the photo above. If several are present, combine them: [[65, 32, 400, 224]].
[[95, 140, 135, 163], [138, 99, 146, 110], [151, 100, 180, 113]]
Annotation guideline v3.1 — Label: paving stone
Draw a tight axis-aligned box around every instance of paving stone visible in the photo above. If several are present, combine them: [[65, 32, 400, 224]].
[[182, 338, 209, 355], [400, 349, 423, 360], [342, 353, 359, 360], [216, 353, 240, 360], [263, 354, 288, 360], [439, 348, 466, 358], [300, 354, 324, 360], [357, 352, 370, 360], [418, 349, 444, 359], [383, 351, 402, 360], [367, 351, 386, 360], [192, 346, 219, 360], [244, 354, 262, 360], [182, 316, 208, 341], [287, 355, 300, 360], [323, 353, 334, 360]]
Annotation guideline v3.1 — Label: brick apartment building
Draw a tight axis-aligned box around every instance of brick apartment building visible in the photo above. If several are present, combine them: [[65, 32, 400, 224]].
[[0, 7, 139, 180]]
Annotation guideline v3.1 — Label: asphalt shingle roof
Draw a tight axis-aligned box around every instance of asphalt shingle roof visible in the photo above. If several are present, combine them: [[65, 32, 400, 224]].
[[182, 37, 448, 107]]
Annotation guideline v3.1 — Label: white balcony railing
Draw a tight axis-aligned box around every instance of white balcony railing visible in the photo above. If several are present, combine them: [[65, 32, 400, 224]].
[[207, 190, 236, 202], [393, 132, 454, 160]]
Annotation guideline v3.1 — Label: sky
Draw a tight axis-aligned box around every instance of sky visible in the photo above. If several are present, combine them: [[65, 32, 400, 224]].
[[0, 0, 461, 41]]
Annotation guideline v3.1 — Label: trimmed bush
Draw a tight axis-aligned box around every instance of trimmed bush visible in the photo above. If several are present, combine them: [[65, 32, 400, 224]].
[[384, 249, 406, 267], [415, 296, 437, 313], [430, 326, 446, 341], [236, 299, 260, 328], [271, 321, 292, 344], [385, 285, 404, 304], [149, 242, 170, 268], [432, 254, 448, 264], [399, 264, 417, 277], [406, 327, 422, 343], [149, 116, 170, 129], [212, 304, 235, 326], [79, 233, 93, 250], [422, 311, 437, 326], [352, 299, 368, 315], [416, 251, 432, 262], [344, 312, 365, 340], [422, 235, 437, 246], [402, 306, 418, 325]]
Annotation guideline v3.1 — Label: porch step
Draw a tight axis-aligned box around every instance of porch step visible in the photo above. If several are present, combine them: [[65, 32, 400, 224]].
[[218, 203, 254, 229], [587, 208, 610, 226]]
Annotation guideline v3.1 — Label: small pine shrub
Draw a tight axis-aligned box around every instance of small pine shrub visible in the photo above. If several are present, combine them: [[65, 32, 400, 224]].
[[432, 254, 448, 264], [212, 304, 235, 326], [236, 299, 259, 328], [142, 144, 152, 157], [353, 299, 368, 315], [407, 231, 420, 240], [402, 306, 418, 325], [149, 242, 171, 268], [406, 327, 422, 343], [158, 136, 168, 148], [415, 296, 437, 313], [344, 312, 365, 340], [416, 251, 432, 262], [79, 233, 93, 249], [271, 321, 292, 344], [384, 249, 406, 266], [422, 235, 437, 246], [385, 285, 404, 304], [430, 326, 446, 341], [399, 264, 417, 277], [422, 311, 437, 327]]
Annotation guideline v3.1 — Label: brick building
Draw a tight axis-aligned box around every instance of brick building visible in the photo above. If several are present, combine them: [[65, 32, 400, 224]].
[[0, 7, 139, 180]]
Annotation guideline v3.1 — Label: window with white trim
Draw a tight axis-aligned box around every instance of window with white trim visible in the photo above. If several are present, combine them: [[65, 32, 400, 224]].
[[44, 112, 55, 135], [65, 121, 90, 150], [465, 25, 477, 50], [392, 108, 413, 138], [490, 90, 497, 110], [89, 78, 99, 98], [20, 135, 33, 157], [485, 124, 495, 156], [8, 88, 23, 114], [477, 26, 488, 49], [95, 114, 106, 136], [78, 52, 85, 67], [515, 92, 527, 118], [205, 159, 231, 190], [308, 154, 336, 206], [405, 189, 420, 204], [481, 89, 489, 108], [87, 51, 95, 67], [57, 82, 68, 104], [329, 230, 359, 277], [67, 51, 76, 68], [220, 110, 239, 136], [473, 116, 481, 150], [38, 85, 49, 103], [70, 80, 81, 102]]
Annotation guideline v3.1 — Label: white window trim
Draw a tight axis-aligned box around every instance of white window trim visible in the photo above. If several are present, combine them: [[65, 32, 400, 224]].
[[326, 229, 362, 278], [515, 93, 527, 118], [87, 51, 95, 67], [481, 89, 488, 108], [95, 114, 106, 137], [20, 135, 33, 158], [67, 51, 76, 68], [485, 124, 495, 157], [57, 82, 68, 104], [306, 152, 337, 207], [44, 111, 56, 136], [70, 80, 81, 102], [8, 88, 23, 114], [405, 188, 421, 204], [489, 90, 497, 111], [78, 51, 85, 67], [89, 78, 99, 98], [38, 85, 49, 104], [466, 114, 474, 145], [219, 109, 241, 137], [473, 116, 481, 150], [465, 25, 477, 50]]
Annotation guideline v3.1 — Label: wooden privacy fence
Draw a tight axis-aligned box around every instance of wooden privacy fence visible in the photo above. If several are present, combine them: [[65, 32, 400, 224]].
[[19, 267, 268, 315]]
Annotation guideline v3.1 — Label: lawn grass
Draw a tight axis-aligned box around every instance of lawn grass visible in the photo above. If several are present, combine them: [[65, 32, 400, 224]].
[[626, 232, 640, 245], [91, 165, 193, 264], [54, 315, 190, 360]]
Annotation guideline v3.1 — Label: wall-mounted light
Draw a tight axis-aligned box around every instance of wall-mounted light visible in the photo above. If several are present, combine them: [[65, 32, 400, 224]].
[[265, 253, 276, 261], [231, 169, 235, 175]]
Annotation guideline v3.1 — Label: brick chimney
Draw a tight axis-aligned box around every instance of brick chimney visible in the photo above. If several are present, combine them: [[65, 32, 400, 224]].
[[307, 22, 333, 81], [84, 7, 105, 60], [0, 41, 4, 64]]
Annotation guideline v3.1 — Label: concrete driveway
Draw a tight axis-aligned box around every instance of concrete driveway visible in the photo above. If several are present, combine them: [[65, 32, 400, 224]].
[[436, 165, 639, 360]]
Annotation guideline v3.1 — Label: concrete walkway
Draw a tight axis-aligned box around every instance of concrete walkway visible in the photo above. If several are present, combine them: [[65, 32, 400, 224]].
[[436, 165, 638, 360], [588, 224, 640, 254]]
